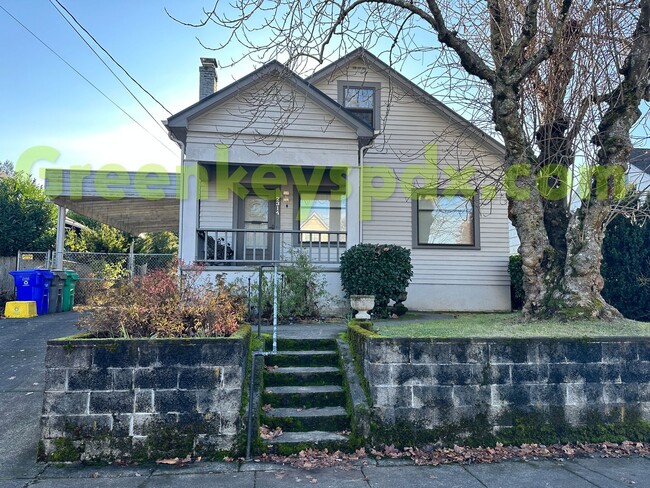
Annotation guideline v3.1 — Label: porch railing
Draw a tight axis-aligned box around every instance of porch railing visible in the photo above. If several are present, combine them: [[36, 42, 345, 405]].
[[196, 229, 347, 265]]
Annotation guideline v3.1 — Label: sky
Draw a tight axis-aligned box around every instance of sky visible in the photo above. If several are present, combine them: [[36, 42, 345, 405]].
[[1, 0, 647, 185], [0, 0, 264, 175], [0, 0, 457, 180]]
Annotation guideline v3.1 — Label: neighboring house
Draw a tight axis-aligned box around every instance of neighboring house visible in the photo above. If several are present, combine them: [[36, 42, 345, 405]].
[[628, 148, 650, 197], [165, 49, 510, 312], [46, 49, 511, 312]]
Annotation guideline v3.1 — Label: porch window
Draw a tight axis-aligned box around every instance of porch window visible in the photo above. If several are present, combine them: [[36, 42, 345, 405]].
[[298, 193, 346, 243], [415, 193, 478, 247]]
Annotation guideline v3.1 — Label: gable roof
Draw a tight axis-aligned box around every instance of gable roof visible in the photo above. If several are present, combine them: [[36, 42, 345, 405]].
[[307, 48, 505, 156], [630, 148, 650, 175], [165, 60, 375, 144]]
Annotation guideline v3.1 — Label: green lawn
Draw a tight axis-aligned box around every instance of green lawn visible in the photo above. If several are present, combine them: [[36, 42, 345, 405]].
[[375, 313, 650, 339]]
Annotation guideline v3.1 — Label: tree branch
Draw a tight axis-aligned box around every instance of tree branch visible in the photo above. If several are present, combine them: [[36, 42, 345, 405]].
[[516, 0, 573, 82], [425, 0, 496, 84]]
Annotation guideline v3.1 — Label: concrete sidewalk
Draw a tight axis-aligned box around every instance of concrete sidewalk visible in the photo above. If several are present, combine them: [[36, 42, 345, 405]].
[[5, 456, 650, 487], [1, 313, 648, 487]]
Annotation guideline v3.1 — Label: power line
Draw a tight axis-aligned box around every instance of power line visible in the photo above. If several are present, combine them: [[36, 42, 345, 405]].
[[0, 4, 177, 156], [48, 0, 168, 134], [52, 0, 173, 116]]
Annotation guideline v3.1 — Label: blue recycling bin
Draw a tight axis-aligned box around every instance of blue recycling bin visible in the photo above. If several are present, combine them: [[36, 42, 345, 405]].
[[9, 269, 52, 316]]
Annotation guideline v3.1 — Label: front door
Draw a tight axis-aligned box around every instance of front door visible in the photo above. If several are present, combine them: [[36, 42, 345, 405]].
[[237, 193, 277, 262]]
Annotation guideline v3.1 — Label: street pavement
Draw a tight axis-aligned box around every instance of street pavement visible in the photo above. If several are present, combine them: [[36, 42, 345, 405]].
[[1, 313, 648, 487]]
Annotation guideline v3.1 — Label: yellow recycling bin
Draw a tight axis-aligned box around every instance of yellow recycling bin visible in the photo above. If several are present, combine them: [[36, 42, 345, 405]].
[[4, 301, 38, 318]]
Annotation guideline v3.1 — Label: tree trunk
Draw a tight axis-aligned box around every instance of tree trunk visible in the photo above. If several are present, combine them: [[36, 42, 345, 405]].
[[491, 82, 565, 318], [556, 203, 621, 319], [553, 0, 648, 319]]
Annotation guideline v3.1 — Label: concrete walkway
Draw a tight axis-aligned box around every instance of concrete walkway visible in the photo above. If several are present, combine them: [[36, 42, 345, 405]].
[[258, 322, 346, 339], [1, 313, 648, 487]]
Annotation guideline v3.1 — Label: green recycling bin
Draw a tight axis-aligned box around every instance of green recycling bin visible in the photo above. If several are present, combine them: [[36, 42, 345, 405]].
[[62, 270, 79, 312]]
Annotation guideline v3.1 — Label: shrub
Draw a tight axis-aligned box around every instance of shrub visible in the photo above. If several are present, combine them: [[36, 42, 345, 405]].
[[280, 251, 328, 319], [508, 254, 525, 310], [340, 244, 413, 318], [78, 264, 246, 337], [602, 209, 650, 321], [249, 251, 328, 321]]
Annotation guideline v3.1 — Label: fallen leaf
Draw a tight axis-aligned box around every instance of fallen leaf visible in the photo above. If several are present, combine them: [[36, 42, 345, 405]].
[[259, 425, 283, 440], [156, 458, 180, 465]]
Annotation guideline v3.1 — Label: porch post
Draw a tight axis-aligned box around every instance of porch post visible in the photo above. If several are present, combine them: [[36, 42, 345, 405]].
[[347, 166, 360, 246], [179, 160, 200, 265], [55, 204, 65, 269]]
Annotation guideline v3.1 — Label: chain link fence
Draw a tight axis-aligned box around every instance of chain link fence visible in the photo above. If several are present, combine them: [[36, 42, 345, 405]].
[[16, 251, 175, 304]]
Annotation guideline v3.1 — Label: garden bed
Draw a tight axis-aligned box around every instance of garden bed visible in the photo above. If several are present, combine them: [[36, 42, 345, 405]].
[[39, 326, 251, 462]]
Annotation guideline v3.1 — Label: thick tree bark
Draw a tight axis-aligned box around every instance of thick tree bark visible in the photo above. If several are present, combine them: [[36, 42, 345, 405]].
[[551, 0, 650, 319], [491, 82, 561, 317]]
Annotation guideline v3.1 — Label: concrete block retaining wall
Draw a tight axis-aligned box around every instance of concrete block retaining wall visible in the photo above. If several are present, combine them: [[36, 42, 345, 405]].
[[348, 325, 650, 432], [40, 328, 250, 462]]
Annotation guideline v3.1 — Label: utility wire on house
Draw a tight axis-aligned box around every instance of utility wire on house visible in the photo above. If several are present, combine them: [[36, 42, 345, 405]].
[[52, 0, 173, 116], [0, 4, 177, 156], [48, 0, 169, 135]]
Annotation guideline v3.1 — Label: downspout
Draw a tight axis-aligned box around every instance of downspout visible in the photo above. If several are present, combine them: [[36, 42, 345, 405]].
[[167, 132, 185, 271], [358, 140, 376, 244]]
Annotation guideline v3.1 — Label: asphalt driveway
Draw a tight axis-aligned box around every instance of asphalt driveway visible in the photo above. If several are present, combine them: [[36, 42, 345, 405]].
[[0, 312, 80, 481]]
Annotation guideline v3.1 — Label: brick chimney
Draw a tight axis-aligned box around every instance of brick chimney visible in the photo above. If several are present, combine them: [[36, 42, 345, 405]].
[[199, 58, 218, 100]]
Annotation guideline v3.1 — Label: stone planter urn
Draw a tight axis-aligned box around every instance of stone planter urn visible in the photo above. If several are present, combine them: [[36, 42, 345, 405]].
[[350, 295, 375, 320]]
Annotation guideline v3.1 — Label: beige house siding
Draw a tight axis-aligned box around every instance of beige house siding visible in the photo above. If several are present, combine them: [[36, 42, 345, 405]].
[[312, 61, 510, 310], [181, 58, 510, 311], [185, 76, 359, 167]]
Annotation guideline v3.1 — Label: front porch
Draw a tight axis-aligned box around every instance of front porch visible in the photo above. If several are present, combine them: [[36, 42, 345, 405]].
[[181, 162, 360, 267]]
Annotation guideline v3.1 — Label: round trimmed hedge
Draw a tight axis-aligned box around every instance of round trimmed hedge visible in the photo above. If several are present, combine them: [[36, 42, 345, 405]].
[[340, 244, 413, 318]]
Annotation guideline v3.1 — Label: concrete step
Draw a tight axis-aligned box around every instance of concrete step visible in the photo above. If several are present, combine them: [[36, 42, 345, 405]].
[[264, 366, 342, 387], [262, 406, 349, 432], [265, 350, 339, 368], [263, 385, 345, 409], [264, 430, 349, 444], [263, 430, 351, 455], [264, 337, 338, 352]]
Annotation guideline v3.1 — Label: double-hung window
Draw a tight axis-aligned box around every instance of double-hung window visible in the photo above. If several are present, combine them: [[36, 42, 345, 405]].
[[414, 193, 478, 247], [338, 81, 381, 130]]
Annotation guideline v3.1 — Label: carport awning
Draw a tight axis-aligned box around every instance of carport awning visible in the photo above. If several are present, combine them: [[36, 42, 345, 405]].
[[44, 168, 180, 235]]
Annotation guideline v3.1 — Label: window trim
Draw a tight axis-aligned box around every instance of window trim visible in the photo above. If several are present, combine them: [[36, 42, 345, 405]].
[[337, 80, 381, 130], [411, 190, 481, 250]]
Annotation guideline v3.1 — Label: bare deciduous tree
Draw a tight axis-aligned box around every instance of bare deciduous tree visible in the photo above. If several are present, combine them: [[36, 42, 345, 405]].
[[174, 0, 650, 320]]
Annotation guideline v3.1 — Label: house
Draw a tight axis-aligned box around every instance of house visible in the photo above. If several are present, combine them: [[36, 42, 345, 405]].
[[45, 49, 511, 312], [165, 49, 511, 312], [628, 148, 650, 197]]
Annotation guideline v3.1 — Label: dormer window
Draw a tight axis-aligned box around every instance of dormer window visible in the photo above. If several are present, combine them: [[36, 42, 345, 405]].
[[338, 81, 381, 130]]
